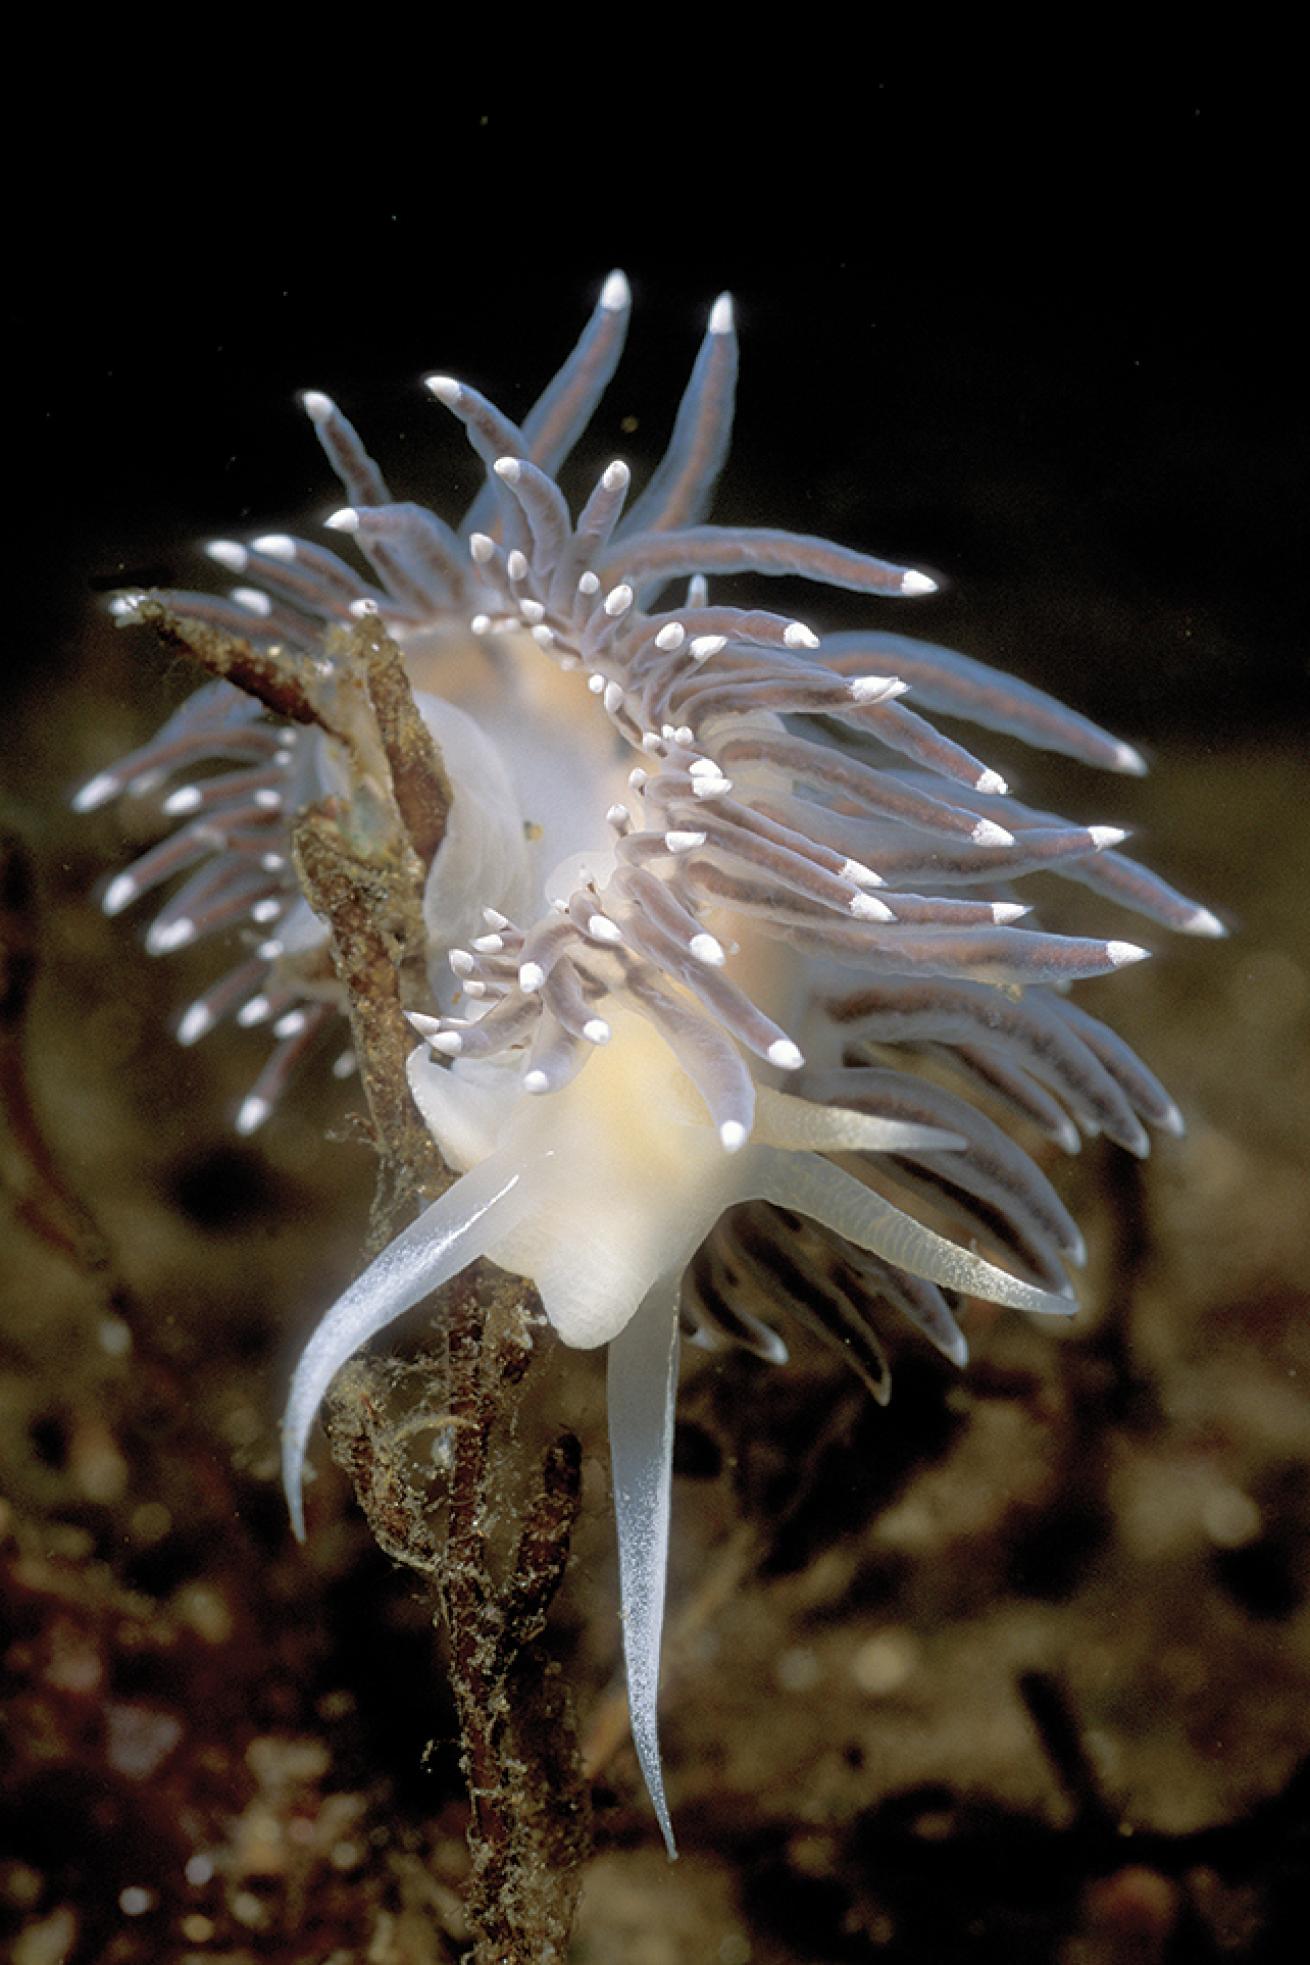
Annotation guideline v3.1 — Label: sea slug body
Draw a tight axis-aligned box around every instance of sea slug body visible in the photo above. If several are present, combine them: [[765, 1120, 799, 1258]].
[[81, 270, 1220, 1854]]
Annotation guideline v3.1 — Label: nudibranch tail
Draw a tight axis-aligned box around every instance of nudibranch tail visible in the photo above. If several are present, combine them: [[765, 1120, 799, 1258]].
[[81, 269, 1220, 1853], [607, 1273, 683, 1861]]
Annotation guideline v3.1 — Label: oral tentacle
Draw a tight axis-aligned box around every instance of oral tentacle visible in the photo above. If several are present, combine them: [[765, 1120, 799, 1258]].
[[281, 1149, 540, 1539]]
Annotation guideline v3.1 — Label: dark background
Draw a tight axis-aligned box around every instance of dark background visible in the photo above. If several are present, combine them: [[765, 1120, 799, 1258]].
[[10, 88, 1305, 762]]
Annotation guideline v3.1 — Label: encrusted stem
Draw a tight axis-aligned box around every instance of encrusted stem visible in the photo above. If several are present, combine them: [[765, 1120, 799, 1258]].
[[131, 598, 333, 732], [360, 621, 453, 870], [292, 808, 447, 1239], [439, 1277, 590, 1957]]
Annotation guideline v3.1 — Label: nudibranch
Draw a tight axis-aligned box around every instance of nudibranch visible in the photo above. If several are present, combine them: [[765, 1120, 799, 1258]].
[[81, 271, 1220, 1855]]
